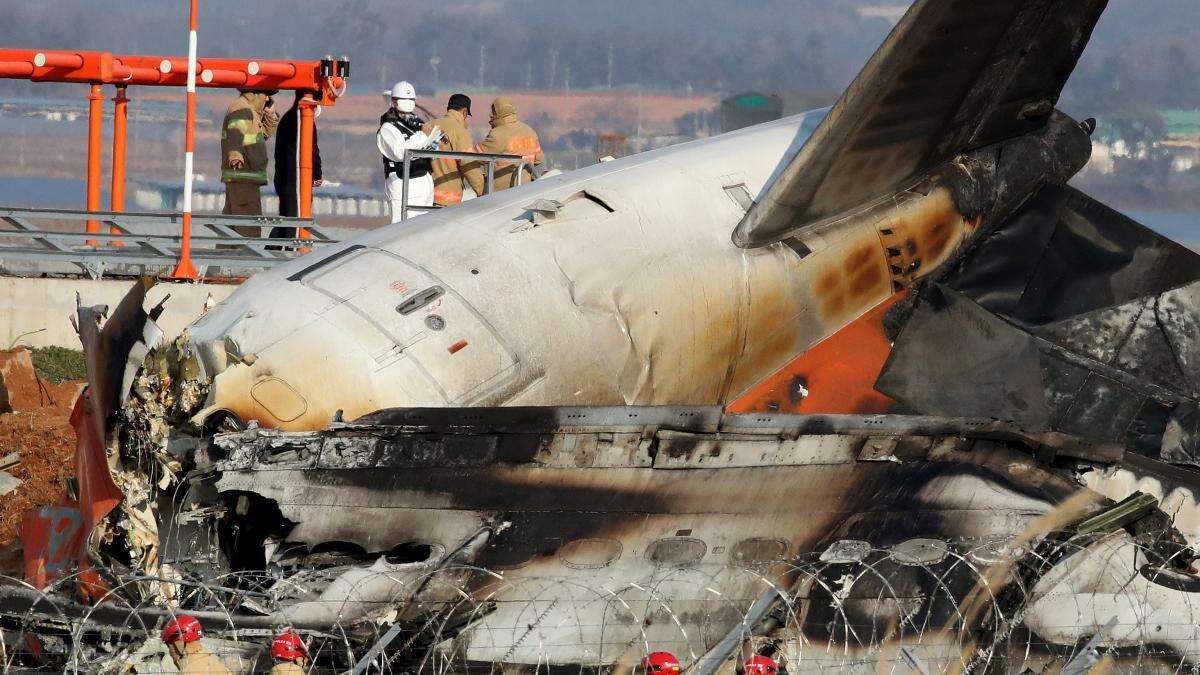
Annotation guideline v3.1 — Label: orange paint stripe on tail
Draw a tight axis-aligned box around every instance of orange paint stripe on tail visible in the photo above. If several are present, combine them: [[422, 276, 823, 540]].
[[727, 290, 907, 415]]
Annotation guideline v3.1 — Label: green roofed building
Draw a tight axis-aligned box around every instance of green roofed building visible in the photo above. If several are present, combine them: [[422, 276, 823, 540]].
[[1161, 110, 1200, 140], [720, 90, 839, 133], [720, 92, 784, 132]]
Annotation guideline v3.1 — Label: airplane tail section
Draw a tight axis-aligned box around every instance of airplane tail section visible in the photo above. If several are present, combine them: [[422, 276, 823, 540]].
[[734, 0, 1109, 247]]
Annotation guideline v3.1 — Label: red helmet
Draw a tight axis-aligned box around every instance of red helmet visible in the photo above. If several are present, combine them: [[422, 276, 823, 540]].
[[640, 651, 681, 675], [162, 615, 203, 645], [271, 630, 308, 661], [744, 655, 778, 675]]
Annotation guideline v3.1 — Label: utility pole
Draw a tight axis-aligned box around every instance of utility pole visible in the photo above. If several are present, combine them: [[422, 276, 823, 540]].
[[548, 49, 558, 89], [607, 41, 614, 89], [478, 44, 486, 88], [564, 63, 571, 93], [430, 41, 441, 90], [636, 85, 643, 152]]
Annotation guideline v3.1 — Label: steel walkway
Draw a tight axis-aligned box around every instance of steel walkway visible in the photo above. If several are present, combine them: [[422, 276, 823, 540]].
[[0, 206, 338, 278]]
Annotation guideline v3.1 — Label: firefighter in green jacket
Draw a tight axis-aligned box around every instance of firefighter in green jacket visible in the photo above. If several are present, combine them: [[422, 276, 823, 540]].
[[221, 88, 280, 235]]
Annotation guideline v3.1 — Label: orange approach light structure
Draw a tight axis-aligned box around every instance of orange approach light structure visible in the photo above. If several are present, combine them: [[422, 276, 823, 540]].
[[0, 47, 349, 277]]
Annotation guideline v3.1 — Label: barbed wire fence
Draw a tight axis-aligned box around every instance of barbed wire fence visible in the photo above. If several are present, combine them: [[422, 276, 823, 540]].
[[2, 533, 1200, 673]]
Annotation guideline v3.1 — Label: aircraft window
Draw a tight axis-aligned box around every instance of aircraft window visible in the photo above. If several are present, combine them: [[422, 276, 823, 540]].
[[487, 536, 562, 570], [560, 538, 623, 569], [890, 538, 948, 566], [724, 183, 754, 212], [646, 537, 707, 568], [396, 286, 444, 315], [730, 538, 789, 567]]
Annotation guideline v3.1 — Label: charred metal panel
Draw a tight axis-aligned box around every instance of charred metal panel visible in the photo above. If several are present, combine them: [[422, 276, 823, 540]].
[[1163, 404, 1200, 465], [351, 404, 725, 434], [653, 431, 863, 468], [77, 276, 155, 422], [208, 409, 1116, 566], [879, 286, 1049, 429], [944, 185, 1200, 326], [880, 185, 1200, 459], [879, 285, 1195, 454]]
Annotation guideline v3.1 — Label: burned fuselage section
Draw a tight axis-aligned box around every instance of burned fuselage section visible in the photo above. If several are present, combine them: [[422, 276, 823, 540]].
[[119, 406, 1199, 671]]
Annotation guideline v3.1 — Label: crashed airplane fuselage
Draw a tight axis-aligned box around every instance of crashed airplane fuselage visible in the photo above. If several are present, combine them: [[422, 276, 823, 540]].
[[52, 0, 1200, 671], [178, 111, 990, 431]]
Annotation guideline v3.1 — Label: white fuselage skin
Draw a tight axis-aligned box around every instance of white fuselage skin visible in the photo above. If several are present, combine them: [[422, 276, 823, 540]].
[[187, 111, 970, 430]]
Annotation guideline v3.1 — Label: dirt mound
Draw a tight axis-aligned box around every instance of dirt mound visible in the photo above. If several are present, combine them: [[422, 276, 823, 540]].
[[0, 347, 84, 550]]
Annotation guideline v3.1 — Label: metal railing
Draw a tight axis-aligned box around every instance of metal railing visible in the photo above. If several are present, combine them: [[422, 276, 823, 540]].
[[0, 206, 338, 279], [399, 148, 529, 221]]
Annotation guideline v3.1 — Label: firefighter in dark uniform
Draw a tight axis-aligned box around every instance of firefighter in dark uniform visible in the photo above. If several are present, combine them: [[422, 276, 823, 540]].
[[271, 90, 323, 238]]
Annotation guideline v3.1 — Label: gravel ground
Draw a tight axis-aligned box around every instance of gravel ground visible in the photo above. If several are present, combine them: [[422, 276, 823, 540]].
[[0, 347, 84, 561]]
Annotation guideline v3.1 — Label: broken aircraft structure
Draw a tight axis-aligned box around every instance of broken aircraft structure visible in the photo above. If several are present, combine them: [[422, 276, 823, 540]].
[[8, 0, 1200, 671]]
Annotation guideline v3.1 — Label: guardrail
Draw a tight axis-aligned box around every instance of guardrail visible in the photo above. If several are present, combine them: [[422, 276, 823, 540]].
[[398, 149, 529, 221], [0, 206, 338, 279]]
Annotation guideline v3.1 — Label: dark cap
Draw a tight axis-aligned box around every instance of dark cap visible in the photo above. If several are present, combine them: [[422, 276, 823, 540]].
[[447, 93, 472, 116]]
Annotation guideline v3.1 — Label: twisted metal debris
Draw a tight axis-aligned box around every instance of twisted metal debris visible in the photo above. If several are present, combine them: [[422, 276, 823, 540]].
[[4, 533, 1200, 673]]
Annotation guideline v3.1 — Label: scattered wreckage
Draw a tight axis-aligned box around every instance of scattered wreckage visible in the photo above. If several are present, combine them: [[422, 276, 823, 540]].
[[9, 0, 1200, 671], [8, 406, 1200, 671]]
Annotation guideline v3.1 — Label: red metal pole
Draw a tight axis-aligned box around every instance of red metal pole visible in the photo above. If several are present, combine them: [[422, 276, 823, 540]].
[[247, 61, 296, 78], [298, 95, 315, 251], [111, 62, 161, 84], [170, 0, 199, 279], [109, 85, 128, 246], [86, 83, 103, 245], [34, 52, 84, 69], [0, 62, 34, 77], [200, 68, 247, 86]]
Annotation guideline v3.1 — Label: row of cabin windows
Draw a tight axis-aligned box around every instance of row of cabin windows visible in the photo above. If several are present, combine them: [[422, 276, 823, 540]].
[[495, 536, 791, 571]]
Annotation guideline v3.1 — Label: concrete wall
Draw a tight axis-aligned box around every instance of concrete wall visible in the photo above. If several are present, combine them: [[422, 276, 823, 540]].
[[0, 277, 238, 350]]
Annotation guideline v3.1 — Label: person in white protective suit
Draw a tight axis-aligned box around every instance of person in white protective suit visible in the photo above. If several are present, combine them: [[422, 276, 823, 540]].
[[377, 81, 442, 222]]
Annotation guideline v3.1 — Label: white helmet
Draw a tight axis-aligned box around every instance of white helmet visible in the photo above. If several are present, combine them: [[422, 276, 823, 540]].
[[390, 81, 416, 113]]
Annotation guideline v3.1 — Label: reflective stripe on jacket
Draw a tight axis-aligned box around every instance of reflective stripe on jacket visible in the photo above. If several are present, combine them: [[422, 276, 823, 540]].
[[476, 114, 543, 192], [221, 93, 279, 185]]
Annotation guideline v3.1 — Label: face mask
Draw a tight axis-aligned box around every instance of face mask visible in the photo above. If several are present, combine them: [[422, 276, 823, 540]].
[[395, 98, 416, 114]]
